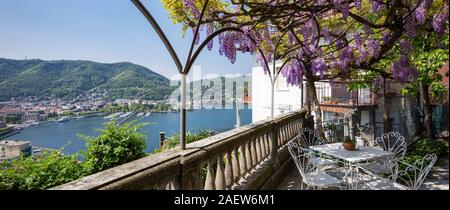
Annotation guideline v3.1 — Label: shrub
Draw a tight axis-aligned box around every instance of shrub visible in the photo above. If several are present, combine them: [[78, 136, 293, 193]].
[[402, 138, 448, 165], [0, 151, 88, 190], [396, 138, 448, 182], [0, 120, 150, 190], [154, 129, 213, 153], [407, 138, 448, 157], [81, 120, 149, 173]]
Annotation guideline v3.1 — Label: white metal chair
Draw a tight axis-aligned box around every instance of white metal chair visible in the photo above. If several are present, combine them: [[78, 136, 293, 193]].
[[287, 140, 342, 190], [362, 154, 438, 190], [296, 127, 337, 168], [360, 132, 407, 175], [356, 124, 375, 146]]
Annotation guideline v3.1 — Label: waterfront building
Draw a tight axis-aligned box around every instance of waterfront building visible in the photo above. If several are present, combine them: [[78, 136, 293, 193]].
[[0, 140, 32, 161], [0, 112, 24, 124], [22, 110, 47, 122]]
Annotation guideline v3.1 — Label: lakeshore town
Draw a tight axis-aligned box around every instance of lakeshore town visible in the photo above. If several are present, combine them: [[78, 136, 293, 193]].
[[0, 92, 175, 161], [0, 87, 251, 161]]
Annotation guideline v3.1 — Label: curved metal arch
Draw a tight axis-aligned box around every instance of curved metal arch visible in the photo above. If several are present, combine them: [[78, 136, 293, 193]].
[[271, 29, 291, 83], [131, 0, 183, 73]]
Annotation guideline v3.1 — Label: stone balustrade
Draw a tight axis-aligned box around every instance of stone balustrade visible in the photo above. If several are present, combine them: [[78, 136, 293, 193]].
[[51, 110, 307, 190]]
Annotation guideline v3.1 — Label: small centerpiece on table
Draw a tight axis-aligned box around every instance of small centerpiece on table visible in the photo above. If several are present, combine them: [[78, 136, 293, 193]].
[[342, 136, 356, 151]]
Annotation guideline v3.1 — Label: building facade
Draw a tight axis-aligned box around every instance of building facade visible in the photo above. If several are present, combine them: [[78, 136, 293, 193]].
[[251, 63, 304, 123], [251, 62, 435, 142], [0, 140, 32, 161]]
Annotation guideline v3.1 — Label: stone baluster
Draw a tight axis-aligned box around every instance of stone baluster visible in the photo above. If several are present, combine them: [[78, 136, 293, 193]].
[[255, 137, 262, 163], [231, 146, 241, 185], [261, 134, 267, 159], [251, 138, 258, 167], [239, 144, 248, 178], [259, 137, 265, 159], [246, 140, 253, 171], [279, 126, 284, 145], [264, 133, 270, 158], [288, 123, 293, 139], [204, 159, 216, 190], [224, 150, 234, 189], [215, 154, 226, 190], [192, 166, 204, 190]]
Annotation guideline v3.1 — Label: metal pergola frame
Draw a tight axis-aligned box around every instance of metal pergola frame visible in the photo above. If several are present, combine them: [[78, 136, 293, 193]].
[[131, 0, 276, 150]]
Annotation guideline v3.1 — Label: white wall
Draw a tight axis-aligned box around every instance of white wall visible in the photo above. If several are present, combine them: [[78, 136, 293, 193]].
[[251, 64, 304, 123]]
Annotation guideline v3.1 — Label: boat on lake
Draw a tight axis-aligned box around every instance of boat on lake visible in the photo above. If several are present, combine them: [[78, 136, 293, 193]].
[[104, 112, 122, 119], [119, 112, 132, 118], [57, 116, 71, 123]]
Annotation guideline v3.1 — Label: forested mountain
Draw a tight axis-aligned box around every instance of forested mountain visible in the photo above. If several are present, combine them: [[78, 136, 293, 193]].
[[0, 58, 176, 101]]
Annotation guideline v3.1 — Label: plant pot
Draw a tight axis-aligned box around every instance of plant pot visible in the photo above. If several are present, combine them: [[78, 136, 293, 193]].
[[343, 142, 356, 151]]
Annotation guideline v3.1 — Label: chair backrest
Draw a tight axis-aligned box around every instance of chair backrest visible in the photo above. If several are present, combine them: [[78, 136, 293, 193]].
[[297, 127, 327, 148], [393, 154, 438, 190], [356, 124, 375, 146], [373, 132, 407, 161], [287, 138, 316, 180]]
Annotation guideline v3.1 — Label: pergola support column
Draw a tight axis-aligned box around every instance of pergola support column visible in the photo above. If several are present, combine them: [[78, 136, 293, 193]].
[[180, 73, 187, 150]]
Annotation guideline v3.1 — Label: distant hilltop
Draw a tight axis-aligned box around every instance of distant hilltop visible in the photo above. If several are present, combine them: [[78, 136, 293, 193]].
[[0, 58, 176, 101]]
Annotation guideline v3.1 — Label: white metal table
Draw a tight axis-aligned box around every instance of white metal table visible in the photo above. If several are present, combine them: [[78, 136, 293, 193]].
[[309, 143, 394, 189]]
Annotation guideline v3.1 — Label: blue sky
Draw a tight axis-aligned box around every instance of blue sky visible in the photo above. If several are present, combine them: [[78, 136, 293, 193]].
[[0, 0, 254, 78]]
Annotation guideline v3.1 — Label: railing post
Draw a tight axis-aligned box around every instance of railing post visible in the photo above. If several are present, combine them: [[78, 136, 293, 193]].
[[159, 132, 165, 149]]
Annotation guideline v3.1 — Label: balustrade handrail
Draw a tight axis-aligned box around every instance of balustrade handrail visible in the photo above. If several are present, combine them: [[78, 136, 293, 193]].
[[51, 110, 307, 190]]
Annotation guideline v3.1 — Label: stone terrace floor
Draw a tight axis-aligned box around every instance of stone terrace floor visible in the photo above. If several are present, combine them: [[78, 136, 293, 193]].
[[277, 156, 449, 190]]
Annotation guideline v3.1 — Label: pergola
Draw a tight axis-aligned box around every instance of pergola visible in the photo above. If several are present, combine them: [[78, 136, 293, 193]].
[[130, 0, 295, 149]]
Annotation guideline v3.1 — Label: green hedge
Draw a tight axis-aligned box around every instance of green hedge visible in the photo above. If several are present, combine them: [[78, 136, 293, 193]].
[[0, 152, 88, 190], [403, 138, 448, 165], [394, 138, 448, 185], [0, 120, 149, 190]]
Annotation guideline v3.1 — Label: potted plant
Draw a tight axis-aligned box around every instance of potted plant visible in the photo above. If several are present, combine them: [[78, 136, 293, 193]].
[[342, 136, 356, 151], [330, 98, 338, 104]]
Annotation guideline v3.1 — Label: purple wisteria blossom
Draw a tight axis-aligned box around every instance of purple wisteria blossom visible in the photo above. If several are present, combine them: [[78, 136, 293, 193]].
[[404, 15, 417, 37], [371, 0, 382, 14], [354, 0, 362, 9], [392, 55, 418, 83], [399, 39, 413, 55], [312, 59, 327, 79], [415, 1, 428, 25], [432, 7, 449, 34], [182, 0, 200, 19], [366, 39, 380, 58], [282, 60, 304, 86], [206, 24, 213, 50]]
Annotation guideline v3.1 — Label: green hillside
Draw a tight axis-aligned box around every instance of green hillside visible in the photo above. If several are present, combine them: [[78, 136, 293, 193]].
[[0, 58, 177, 101]]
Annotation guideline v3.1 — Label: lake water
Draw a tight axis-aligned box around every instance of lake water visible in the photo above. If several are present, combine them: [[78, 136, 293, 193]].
[[10, 108, 252, 154]]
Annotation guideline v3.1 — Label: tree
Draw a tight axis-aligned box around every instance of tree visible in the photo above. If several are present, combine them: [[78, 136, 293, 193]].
[[402, 33, 449, 138], [81, 120, 150, 173], [161, 0, 449, 137]]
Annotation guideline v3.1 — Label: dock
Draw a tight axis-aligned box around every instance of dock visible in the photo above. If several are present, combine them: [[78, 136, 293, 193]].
[[117, 111, 139, 125]]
